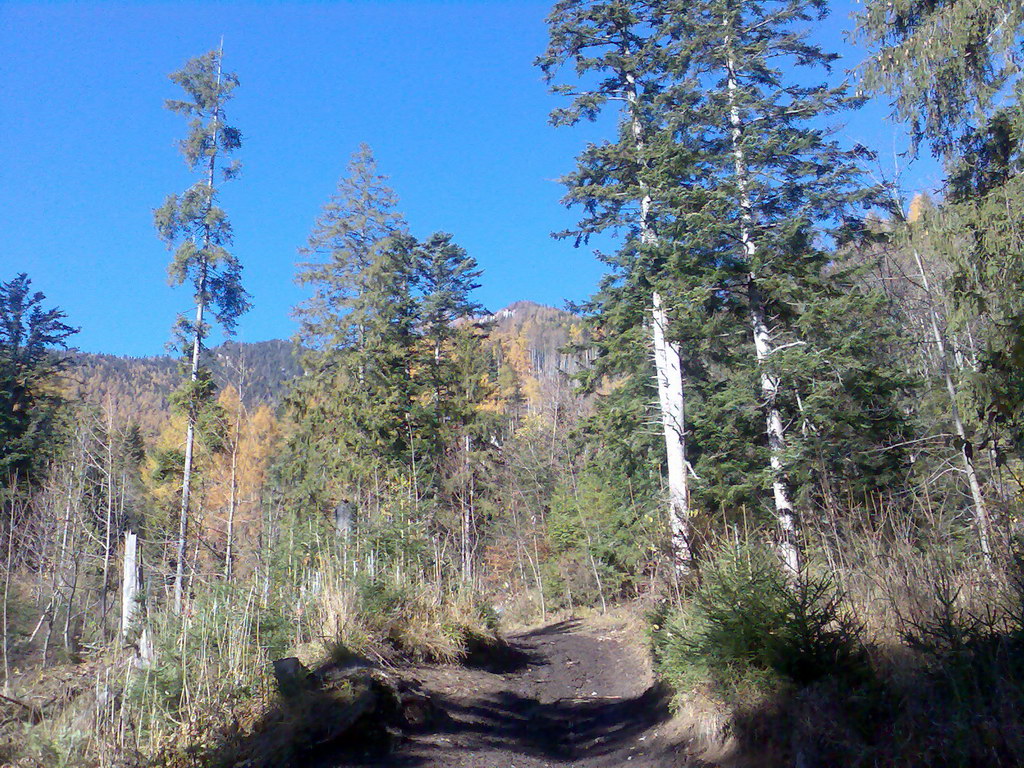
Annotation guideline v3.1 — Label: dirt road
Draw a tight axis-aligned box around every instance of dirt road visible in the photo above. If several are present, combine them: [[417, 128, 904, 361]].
[[325, 617, 695, 767]]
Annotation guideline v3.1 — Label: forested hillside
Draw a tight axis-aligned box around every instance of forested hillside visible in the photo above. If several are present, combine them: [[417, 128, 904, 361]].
[[63, 340, 301, 435], [60, 304, 582, 438], [3, 1, 1024, 766]]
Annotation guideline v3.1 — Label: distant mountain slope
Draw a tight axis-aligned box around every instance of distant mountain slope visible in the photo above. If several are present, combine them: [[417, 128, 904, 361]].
[[61, 302, 590, 436], [486, 300, 592, 378], [479, 301, 595, 411], [64, 340, 301, 436]]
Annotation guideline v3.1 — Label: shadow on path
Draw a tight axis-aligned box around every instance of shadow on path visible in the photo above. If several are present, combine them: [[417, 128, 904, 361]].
[[430, 681, 672, 762], [327, 619, 676, 767]]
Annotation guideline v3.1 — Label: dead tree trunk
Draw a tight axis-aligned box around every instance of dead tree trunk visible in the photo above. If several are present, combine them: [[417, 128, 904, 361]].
[[652, 292, 692, 572], [121, 530, 141, 641]]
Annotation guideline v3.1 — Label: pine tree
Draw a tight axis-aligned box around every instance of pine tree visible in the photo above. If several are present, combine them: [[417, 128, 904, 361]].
[[646, 0, 906, 572], [855, 0, 1023, 159], [413, 232, 491, 582], [544, 0, 908, 574], [416, 232, 484, 404], [154, 46, 249, 613]]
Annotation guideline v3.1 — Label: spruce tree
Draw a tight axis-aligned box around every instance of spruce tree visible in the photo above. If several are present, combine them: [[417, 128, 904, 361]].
[[414, 232, 489, 582], [545, 0, 909, 574], [540, 0, 695, 573], [416, 232, 485, 426], [154, 46, 249, 613], [855, 0, 1023, 158], [287, 146, 414, 507], [294, 144, 406, 355], [647, 0, 906, 572], [0, 274, 78, 482]]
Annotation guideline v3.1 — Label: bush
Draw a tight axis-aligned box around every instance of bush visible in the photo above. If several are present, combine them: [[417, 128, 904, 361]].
[[127, 582, 292, 740], [883, 558, 1024, 764], [653, 542, 867, 703]]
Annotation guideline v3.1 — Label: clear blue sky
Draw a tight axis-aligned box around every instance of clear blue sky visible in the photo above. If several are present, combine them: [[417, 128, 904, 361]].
[[1, 1, 941, 357]]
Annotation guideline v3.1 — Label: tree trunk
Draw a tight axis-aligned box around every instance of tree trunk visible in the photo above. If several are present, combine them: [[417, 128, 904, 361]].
[[121, 530, 141, 641], [652, 293, 692, 572], [913, 249, 993, 565], [175, 300, 203, 615], [225, 397, 241, 582], [725, 25, 801, 574], [3, 498, 15, 693], [623, 52, 692, 573], [100, 405, 115, 639], [460, 436, 474, 585]]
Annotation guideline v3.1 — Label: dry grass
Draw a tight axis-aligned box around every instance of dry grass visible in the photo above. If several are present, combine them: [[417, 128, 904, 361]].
[[661, 506, 1024, 768], [312, 559, 498, 665], [0, 561, 502, 767]]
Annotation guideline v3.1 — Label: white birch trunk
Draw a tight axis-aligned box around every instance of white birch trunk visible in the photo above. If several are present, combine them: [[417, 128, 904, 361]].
[[3, 511, 14, 693], [913, 249, 993, 564], [225, 442, 237, 582], [725, 26, 801, 574]]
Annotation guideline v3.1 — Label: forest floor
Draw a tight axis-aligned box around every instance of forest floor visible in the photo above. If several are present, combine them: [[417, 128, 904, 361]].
[[319, 615, 700, 768]]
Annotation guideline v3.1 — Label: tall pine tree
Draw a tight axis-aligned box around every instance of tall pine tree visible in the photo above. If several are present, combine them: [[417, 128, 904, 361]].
[[286, 146, 414, 508], [656, 0, 901, 571], [154, 46, 249, 613], [544, 0, 909, 574]]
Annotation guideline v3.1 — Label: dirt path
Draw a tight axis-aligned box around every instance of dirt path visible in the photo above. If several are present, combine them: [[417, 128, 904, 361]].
[[324, 617, 696, 768]]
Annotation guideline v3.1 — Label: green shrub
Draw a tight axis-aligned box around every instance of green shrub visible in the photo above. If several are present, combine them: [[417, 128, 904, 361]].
[[888, 560, 1024, 762], [542, 464, 662, 609], [653, 543, 867, 703], [355, 575, 410, 624]]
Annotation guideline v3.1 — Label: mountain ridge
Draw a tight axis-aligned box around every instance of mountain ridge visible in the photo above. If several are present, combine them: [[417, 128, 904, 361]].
[[62, 301, 587, 437]]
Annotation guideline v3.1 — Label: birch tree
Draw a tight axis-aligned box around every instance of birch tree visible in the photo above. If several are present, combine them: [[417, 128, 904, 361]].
[[859, 0, 1024, 553], [154, 46, 249, 614]]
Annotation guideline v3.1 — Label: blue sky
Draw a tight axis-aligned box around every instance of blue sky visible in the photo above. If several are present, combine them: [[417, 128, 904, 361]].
[[1, 1, 941, 357]]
